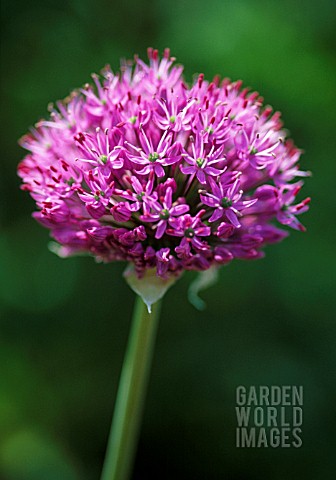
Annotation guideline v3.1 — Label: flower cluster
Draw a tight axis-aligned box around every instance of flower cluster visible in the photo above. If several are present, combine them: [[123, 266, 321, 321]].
[[18, 48, 310, 278]]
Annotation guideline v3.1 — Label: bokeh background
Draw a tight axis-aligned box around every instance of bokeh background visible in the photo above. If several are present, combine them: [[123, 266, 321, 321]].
[[1, 0, 336, 478]]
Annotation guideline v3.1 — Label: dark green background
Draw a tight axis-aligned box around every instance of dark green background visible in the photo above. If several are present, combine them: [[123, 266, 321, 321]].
[[1, 0, 335, 478]]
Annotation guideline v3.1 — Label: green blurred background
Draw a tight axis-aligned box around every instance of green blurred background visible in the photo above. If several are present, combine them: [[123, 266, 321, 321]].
[[1, 0, 336, 478]]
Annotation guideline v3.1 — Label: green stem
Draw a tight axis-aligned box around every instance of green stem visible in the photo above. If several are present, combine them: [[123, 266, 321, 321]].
[[100, 296, 161, 480]]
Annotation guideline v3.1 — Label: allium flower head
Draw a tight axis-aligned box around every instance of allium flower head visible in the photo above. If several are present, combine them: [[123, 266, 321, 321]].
[[18, 48, 310, 281]]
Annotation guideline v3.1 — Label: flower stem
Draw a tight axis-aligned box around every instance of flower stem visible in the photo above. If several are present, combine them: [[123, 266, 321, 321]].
[[100, 296, 161, 480]]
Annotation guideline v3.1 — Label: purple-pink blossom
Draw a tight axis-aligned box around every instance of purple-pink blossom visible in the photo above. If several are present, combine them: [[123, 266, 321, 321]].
[[18, 48, 310, 278]]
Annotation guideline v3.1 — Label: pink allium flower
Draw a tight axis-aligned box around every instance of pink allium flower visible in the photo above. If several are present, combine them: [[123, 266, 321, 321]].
[[18, 48, 310, 279]]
